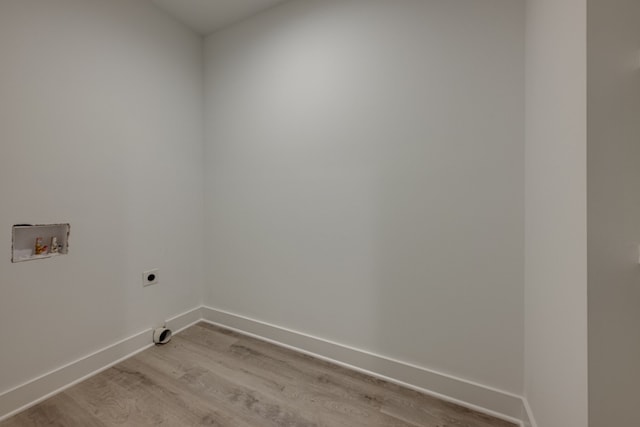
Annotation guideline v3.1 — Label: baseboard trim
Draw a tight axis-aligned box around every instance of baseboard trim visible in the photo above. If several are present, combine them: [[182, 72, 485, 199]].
[[521, 397, 537, 427], [201, 306, 524, 424], [0, 306, 202, 422], [166, 306, 204, 334], [0, 305, 529, 425]]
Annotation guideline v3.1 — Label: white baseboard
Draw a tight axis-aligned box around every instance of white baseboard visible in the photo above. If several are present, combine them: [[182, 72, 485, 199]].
[[165, 306, 204, 334], [0, 305, 530, 426], [0, 306, 202, 422], [201, 306, 525, 425], [521, 397, 537, 427]]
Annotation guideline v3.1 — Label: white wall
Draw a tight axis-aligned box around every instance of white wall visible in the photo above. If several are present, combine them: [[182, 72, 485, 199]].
[[0, 0, 204, 395], [204, 0, 525, 394], [524, 0, 588, 426], [587, 0, 640, 425]]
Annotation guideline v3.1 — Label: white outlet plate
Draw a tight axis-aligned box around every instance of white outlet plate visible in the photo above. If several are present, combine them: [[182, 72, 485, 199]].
[[143, 269, 159, 287]]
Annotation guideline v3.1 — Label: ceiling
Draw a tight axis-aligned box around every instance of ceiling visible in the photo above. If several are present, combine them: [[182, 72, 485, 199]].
[[151, 0, 289, 35]]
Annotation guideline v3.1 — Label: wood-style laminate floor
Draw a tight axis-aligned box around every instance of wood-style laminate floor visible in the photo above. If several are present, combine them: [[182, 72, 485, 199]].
[[1, 323, 516, 427]]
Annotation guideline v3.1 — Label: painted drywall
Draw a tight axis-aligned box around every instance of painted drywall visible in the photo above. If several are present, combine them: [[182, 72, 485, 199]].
[[587, 0, 640, 425], [0, 0, 204, 394], [204, 0, 525, 394], [524, 0, 588, 425], [151, 0, 288, 35]]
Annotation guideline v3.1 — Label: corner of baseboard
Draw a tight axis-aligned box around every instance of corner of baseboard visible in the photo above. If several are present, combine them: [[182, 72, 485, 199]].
[[0, 305, 530, 427], [165, 306, 203, 333], [521, 397, 537, 427]]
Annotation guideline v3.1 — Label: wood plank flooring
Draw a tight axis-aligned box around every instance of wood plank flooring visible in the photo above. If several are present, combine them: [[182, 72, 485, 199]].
[[1, 323, 516, 427]]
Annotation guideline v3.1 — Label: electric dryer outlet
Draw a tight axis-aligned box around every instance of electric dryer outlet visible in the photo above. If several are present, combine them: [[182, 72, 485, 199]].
[[143, 269, 159, 287]]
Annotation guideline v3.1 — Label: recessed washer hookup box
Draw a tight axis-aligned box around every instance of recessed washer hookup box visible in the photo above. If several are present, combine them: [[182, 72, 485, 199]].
[[12, 223, 70, 263]]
